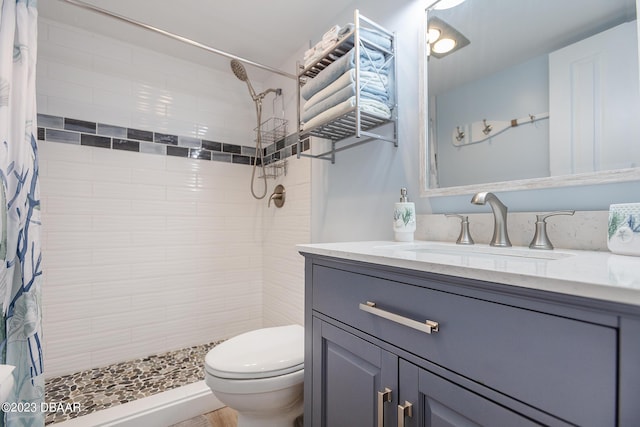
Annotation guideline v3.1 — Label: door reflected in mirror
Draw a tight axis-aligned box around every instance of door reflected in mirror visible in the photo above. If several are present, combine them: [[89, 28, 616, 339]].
[[425, 0, 640, 194]]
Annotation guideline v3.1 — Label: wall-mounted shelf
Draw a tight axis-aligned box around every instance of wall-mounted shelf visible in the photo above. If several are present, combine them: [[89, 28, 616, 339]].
[[296, 10, 397, 163]]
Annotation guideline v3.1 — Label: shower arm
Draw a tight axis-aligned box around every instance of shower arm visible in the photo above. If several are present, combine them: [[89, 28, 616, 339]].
[[254, 88, 282, 102], [58, 0, 297, 80]]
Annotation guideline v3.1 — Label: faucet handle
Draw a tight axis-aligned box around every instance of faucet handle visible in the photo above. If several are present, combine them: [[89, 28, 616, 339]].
[[529, 210, 575, 250], [445, 214, 475, 245], [268, 184, 286, 208]]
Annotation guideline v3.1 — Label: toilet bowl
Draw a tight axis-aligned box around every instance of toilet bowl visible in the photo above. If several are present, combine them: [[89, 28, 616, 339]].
[[204, 325, 304, 427]]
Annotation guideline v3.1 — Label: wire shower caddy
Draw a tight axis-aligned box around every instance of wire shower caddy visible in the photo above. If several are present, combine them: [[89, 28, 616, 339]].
[[255, 117, 288, 146], [255, 117, 288, 179]]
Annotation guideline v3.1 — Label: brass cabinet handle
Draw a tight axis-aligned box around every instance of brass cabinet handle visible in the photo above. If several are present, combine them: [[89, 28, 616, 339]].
[[377, 387, 392, 427], [397, 401, 413, 427], [360, 301, 440, 334]]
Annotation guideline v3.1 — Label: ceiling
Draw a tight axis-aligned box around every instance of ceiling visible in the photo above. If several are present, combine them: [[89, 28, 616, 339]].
[[39, 0, 638, 91], [38, 0, 359, 77]]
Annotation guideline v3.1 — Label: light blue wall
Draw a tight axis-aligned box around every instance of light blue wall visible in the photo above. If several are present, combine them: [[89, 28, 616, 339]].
[[311, 0, 424, 243], [312, 0, 640, 243], [435, 55, 549, 187]]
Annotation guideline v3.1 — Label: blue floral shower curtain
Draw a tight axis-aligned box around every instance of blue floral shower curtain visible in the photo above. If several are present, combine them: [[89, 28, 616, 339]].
[[0, 1, 44, 426]]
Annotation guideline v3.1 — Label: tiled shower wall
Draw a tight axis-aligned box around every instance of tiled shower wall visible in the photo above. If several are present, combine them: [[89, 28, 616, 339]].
[[38, 18, 309, 378]]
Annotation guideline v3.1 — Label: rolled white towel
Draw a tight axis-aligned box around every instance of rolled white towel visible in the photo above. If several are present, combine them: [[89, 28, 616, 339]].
[[322, 25, 341, 42], [303, 46, 317, 60], [320, 38, 337, 51]]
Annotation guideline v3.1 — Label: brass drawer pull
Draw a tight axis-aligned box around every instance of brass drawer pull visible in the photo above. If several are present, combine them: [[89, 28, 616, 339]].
[[359, 301, 439, 334]]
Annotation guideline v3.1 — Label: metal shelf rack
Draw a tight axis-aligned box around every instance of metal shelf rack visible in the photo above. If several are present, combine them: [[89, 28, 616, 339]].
[[296, 10, 397, 163]]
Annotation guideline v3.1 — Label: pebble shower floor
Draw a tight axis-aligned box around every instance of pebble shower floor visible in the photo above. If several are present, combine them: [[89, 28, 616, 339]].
[[44, 341, 223, 424]]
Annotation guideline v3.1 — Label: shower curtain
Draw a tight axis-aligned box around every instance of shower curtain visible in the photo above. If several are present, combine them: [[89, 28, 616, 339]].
[[0, 1, 44, 426]]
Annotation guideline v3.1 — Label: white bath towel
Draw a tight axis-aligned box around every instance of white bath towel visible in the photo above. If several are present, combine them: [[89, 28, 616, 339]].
[[322, 25, 341, 42]]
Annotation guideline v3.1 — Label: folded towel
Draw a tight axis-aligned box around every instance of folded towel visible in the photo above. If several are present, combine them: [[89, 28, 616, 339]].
[[302, 84, 389, 122], [301, 47, 390, 100], [304, 68, 389, 111], [302, 96, 392, 132], [320, 38, 336, 50], [304, 46, 317, 60], [338, 24, 393, 51], [322, 25, 341, 42], [304, 38, 341, 67]]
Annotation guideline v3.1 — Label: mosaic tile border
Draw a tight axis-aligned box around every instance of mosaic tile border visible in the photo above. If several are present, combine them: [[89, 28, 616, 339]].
[[36, 114, 309, 166], [44, 341, 223, 425]]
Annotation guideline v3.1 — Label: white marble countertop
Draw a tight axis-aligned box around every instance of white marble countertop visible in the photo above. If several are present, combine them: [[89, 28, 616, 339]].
[[297, 240, 640, 307]]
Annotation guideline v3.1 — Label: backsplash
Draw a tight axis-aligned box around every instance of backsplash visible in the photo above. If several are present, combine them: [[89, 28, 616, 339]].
[[37, 113, 306, 166], [416, 211, 609, 251]]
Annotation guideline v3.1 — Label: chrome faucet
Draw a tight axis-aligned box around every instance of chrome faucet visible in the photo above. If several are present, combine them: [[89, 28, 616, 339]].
[[470, 192, 511, 247]]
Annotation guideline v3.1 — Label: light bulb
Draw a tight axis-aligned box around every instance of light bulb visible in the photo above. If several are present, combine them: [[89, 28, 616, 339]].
[[432, 38, 456, 54], [427, 28, 441, 44]]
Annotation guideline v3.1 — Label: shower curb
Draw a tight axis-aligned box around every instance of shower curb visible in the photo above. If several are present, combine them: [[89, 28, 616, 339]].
[[51, 381, 223, 427]]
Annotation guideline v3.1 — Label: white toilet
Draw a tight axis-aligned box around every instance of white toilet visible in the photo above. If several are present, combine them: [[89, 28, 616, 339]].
[[204, 325, 304, 427]]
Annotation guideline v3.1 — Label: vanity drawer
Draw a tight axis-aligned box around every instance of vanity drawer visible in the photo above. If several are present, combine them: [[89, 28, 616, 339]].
[[311, 265, 617, 427]]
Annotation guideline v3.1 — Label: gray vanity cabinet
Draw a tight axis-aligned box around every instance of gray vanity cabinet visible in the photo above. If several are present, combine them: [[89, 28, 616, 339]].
[[398, 360, 540, 427], [312, 319, 398, 427], [302, 254, 639, 427]]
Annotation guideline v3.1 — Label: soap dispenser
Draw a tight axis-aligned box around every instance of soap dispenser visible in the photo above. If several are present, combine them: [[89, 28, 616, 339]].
[[393, 188, 416, 242]]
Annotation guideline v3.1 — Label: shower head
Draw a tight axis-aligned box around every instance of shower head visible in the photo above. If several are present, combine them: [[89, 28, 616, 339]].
[[230, 59, 248, 82], [230, 59, 257, 99], [230, 59, 282, 102]]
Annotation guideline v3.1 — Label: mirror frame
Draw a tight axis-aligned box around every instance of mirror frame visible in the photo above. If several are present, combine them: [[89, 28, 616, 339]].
[[419, 0, 640, 198]]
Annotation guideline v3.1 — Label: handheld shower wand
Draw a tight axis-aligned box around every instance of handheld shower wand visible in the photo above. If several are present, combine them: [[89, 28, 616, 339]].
[[230, 59, 282, 200], [230, 59, 258, 100]]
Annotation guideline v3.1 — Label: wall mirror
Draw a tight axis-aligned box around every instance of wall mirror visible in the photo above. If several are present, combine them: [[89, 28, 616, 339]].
[[422, 0, 640, 196]]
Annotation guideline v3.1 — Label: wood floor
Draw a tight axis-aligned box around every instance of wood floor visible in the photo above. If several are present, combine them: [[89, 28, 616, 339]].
[[204, 407, 238, 427], [170, 407, 238, 427], [173, 406, 302, 427]]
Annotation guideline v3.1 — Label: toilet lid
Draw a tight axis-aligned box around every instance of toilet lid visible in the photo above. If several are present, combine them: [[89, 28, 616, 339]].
[[205, 325, 304, 379]]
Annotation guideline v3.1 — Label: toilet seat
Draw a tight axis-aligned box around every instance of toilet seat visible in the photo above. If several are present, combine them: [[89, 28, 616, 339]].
[[205, 325, 304, 380]]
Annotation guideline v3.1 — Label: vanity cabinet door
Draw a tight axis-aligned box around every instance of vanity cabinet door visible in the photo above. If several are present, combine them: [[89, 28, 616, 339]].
[[311, 318, 398, 427], [398, 360, 555, 427]]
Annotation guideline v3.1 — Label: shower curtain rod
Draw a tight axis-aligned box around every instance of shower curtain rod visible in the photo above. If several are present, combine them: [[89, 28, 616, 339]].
[[57, 0, 298, 80]]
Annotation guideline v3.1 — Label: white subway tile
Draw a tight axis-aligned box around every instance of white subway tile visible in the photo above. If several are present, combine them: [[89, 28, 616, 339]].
[[37, 17, 312, 377], [44, 353, 93, 379], [92, 182, 166, 201], [36, 74, 92, 103], [90, 329, 133, 352], [40, 178, 92, 198], [93, 215, 165, 232], [41, 214, 92, 233], [131, 200, 197, 217], [48, 61, 132, 96], [38, 140, 92, 162], [92, 246, 166, 266]]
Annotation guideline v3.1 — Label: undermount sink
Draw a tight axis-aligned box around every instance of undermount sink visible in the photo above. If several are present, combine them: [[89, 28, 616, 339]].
[[376, 242, 574, 261]]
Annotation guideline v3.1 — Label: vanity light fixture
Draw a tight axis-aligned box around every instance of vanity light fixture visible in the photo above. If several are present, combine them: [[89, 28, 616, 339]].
[[433, 0, 466, 10], [427, 16, 470, 58]]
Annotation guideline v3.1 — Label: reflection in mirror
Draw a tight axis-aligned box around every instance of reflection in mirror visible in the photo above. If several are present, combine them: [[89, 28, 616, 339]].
[[425, 0, 640, 194]]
